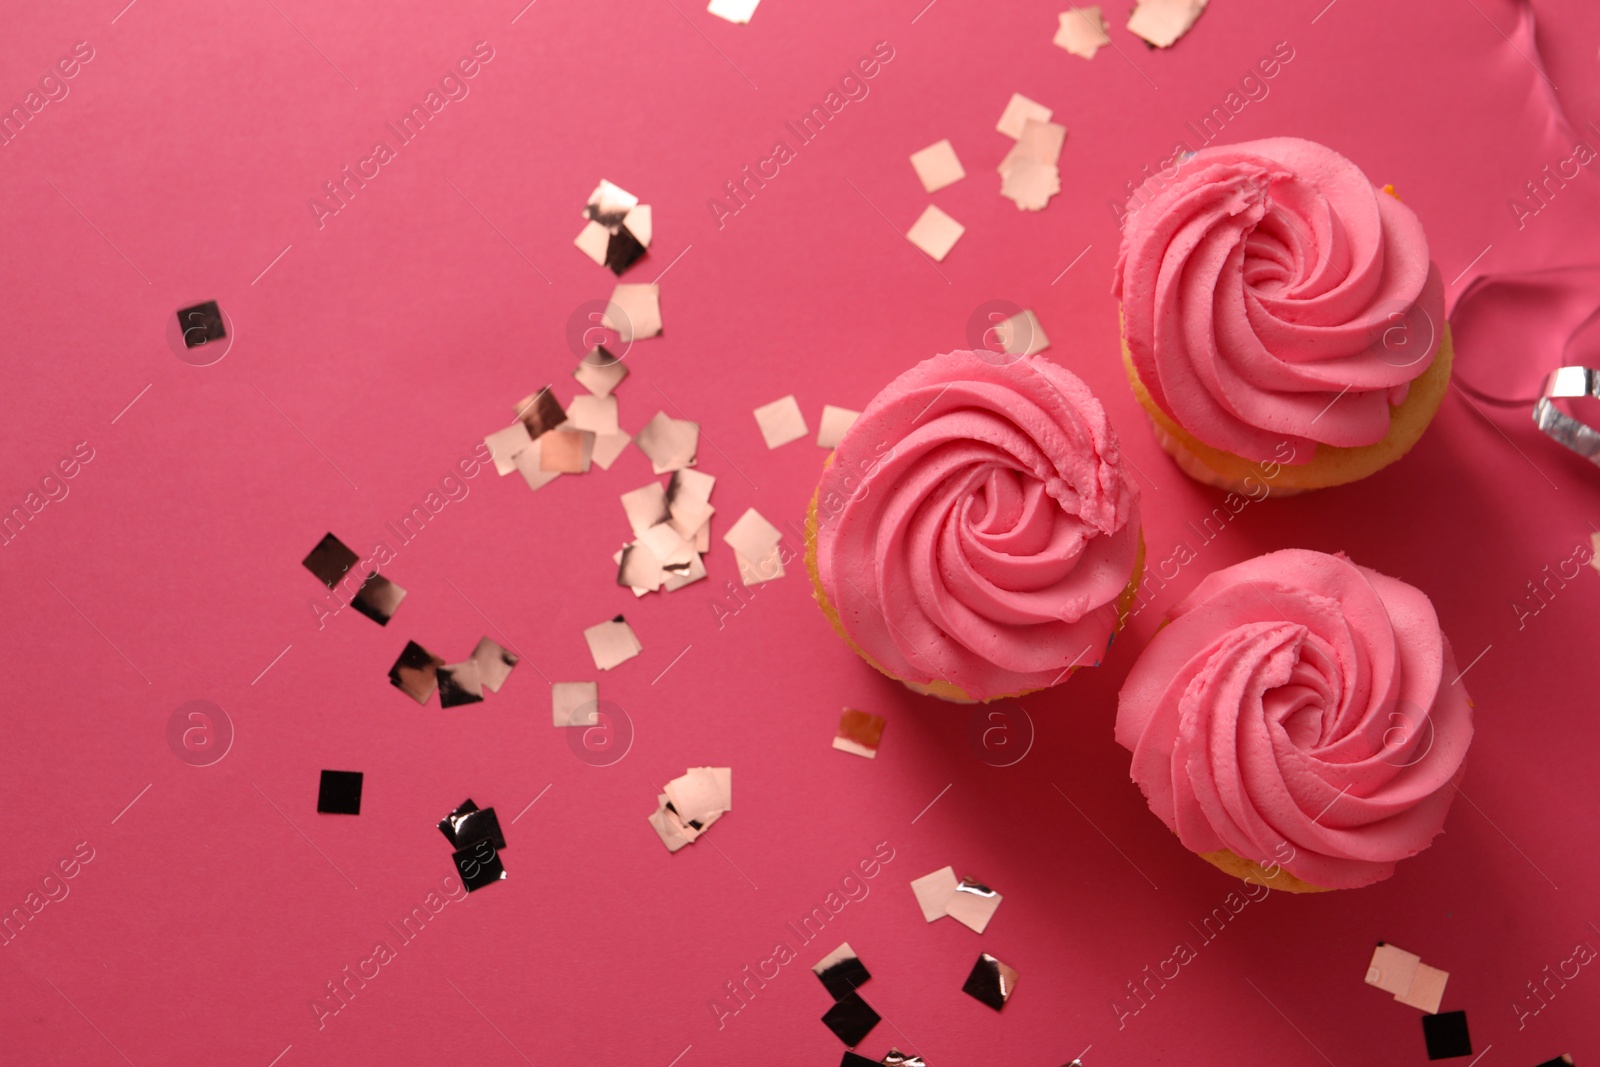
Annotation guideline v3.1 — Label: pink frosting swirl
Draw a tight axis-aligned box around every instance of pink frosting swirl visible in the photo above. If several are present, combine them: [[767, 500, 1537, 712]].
[[1115, 550, 1473, 889], [813, 351, 1141, 701], [1114, 137, 1446, 462]]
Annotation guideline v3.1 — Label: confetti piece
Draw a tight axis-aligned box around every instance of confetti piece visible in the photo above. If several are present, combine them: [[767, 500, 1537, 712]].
[[591, 431, 632, 470], [996, 92, 1052, 139], [470, 637, 519, 693], [603, 283, 662, 342], [515, 387, 567, 439], [574, 220, 611, 267], [817, 405, 860, 449], [584, 616, 642, 670], [910, 865, 959, 922], [833, 708, 886, 758], [437, 798, 481, 846], [1421, 1011, 1471, 1059], [583, 179, 638, 224], [512, 438, 560, 491], [552, 681, 599, 727], [999, 156, 1062, 212], [961, 953, 1018, 1011], [574, 346, 629, 397], [636, 411, 700, 473], [906, 204, 964, 262], [539, 428, 595, 473], [999, 118, 1067, 174], [316, 770, 363, 815], [821, 991, 880, 1047], [1396, 963, 1450, 1015], [753, 394, 809, 449], [994, 309, 1050, 355], [946, 876, 1002, 933], [350, 574, 406, 625], [621, 483, 671, 537], [302, 533, 360, 588], [452, 840, 506, 891], [389, 641, 444, 704], [1054, 6, 1110, 58], [565, 395, 620, 435], [1127, 0, 1208, 48], [436, 661, 485, 707], [1366, 943, 1422, 996], [707, 0, 760, 23], [813, 942, 872, 1000], [649, 768, 732, 851], [484, 423, 535, 476], [909, 139, 966, 193]]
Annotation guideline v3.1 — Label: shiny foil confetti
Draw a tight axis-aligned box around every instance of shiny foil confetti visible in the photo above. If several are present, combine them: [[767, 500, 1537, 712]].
[[591, 431, 632, 470], [821, 991, 880, 1047], [882, 1051, 927, 1067], [485, 422, 535, 476], [753, 394, 808, 449], [603, 283, 662, 342], [302, 532, 360, 587], [515, 387, 567, 439], [816, 405, 860, 450], [575, 181, 653, 275], [436, 661, 485, 708], [724, 508, 784, 587], [316, 770, 363, 815], [452, 839, 506, 892], [552, 681, 599, 727], [994, 309, 1051, 356], [539, 428, 595, 473], [910, 138, 966, 193], [565, 395, 620, 435], [946, 877, 1002, 934], [1422, 1011, 1472, 1060], [1127, 0, 1208, 48], [513, 439, 561, 491], [351, 573, 407, 625], [707, 0, 760, 23], [389, 641, 445, 704], [910, 865, 960, 922], [833, 708, 886, 759], [574, 346, 629, 397], [962, 952, 1018, 1011], [1366, 942, 1450, 1014], [470, 637, 519, 693], [584, 615, 642, 670], [1054, 6, 1111, 58], [1397, 965, 1450, 1015], [995, 92, 1052, 138], [905, 204, 964, 262], [437, 798, 481, 846], [649, 767, 732, 852], [636, 412, 700, 473], [998, 119, 1066, 212], [812, 942, 872, 1000]]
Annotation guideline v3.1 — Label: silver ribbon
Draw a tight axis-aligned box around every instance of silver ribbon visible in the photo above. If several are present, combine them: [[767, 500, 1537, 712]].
[[1534, 366, 1600, 464]]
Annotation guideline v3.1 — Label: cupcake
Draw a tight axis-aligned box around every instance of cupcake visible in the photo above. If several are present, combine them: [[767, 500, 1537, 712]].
[[1115, 549, 1473, 891], [1114, 137, 1451, 492], [805, 350, 1144, 703]]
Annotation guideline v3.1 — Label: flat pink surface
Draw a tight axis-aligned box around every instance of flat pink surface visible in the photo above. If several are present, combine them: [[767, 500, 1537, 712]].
[[4, 0, 1600, 1063]]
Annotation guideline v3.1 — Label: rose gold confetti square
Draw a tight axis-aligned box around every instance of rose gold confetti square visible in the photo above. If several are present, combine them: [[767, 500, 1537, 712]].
[[707, 0, 760, 23], [539, 429, 595, 472], [735, 544, 785, 586], [552, 681, 598, 727], [484, 422, 534, 476], [621, 483, 670, 537], [471, 636, 519, 693], [603, 284, 662, 342], [1054, 6, 1110, 58], [753, 395, 808, 449], [1127, 0, 1208, 48], [566, 395, 620, 435], [1395, 963, 1449, 1014], [906, 205, 964, 262], [816, 405, 860, 449], [584, 179, 638, 224], [515, 387, 567, 438], [910, 866, 959, 922], [583, 616, 642, 671], [995, 309, 1050, 355], [996, 92, 1052, 139], [833, 708, 886, 758], [513, 438, 560, 491], [574, 348, 629, 397], [636, 412, 699, 473], [910, 139, 966, 193], [946, 877, 1002, 934], [999, 119, 1067, 174], [1365, 943, 1422, 996], [591, 431, 632, 470], [724, 508, 782, 564], [1000, 157, 1061, 212], [574, 220, 611, 266]]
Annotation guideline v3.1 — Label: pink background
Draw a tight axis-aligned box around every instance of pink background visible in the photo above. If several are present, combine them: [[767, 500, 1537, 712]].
[[3, 0, 1600, 1063]]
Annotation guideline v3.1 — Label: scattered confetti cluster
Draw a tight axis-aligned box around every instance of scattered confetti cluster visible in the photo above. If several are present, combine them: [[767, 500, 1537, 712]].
[[437, 798, 507, 891], [648, 767, 732, 852], [1366, 942, 1451, 1014], [617, 469, 714, 595], [833, 707, 886, 759], [911, 865, 1003, 933], [574, 180, 653, 276], [302, 532, 407, 625], [388, 636, 519, 706], [815, 941, 880, 1047], [996, 93, 1065, 212]]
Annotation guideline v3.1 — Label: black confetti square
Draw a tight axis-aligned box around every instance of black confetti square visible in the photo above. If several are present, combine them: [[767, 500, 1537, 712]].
[[1422, 1011, 1472, 1059], [816, 953, 872, 1001], [452, 806, 505, 850], [821, 991, 879, 1047], [453, 839, 505, 891], [317, 770, 363, 815], [438, 798, 479, 846], [1533, 1057, 1574, 1067], [961, 952, 1018, 1011], [351, 573, 406, 625], [302, 533, 359, 589], [840, 1055, 878, 1067], [176, 300, 225, 348]]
